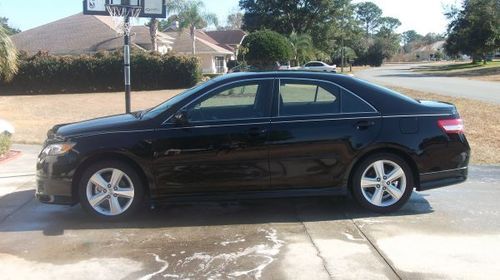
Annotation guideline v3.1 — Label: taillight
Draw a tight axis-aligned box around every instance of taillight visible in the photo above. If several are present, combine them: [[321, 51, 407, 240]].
[[438, 118, 464, 134]]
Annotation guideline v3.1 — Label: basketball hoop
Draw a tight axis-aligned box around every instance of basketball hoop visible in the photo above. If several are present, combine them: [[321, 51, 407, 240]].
[[106, 4, 142, 36], [83, 0, 167, 114]]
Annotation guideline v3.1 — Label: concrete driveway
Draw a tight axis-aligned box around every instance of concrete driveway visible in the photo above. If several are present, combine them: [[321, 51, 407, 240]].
[[1, 146, 500, 280], [355, 64, 500, 104]]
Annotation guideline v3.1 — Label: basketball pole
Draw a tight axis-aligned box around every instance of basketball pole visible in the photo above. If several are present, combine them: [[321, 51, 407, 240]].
[[123, 10, 132, 114]]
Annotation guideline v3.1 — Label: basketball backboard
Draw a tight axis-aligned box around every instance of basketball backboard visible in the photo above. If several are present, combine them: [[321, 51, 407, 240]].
[[83, 0, 167, 18]]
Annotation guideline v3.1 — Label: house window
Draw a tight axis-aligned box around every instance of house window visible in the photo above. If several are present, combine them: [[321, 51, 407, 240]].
[[215, 56, 226, 73]]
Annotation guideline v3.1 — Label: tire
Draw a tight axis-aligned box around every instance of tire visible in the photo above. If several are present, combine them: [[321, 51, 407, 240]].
[[351, 153, 414, 213], [78, 160, 144, 220]]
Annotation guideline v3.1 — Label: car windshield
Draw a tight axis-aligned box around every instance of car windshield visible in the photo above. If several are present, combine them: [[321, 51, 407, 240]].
[[142, 79, 218, 118]]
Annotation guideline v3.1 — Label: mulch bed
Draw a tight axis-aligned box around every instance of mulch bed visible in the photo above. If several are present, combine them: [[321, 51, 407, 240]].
[[0, 150, 21, 164]]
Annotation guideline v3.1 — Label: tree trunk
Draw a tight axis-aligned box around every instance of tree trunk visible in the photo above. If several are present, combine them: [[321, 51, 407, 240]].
[[149, 19, 158, 52], [190, 26, 196, 55]]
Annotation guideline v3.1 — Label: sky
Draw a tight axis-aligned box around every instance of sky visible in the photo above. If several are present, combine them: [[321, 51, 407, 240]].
[[0, 0, 459, 35]]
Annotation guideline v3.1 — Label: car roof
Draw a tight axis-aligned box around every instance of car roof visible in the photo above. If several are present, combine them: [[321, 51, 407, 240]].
[[208, 72, 427, 115]]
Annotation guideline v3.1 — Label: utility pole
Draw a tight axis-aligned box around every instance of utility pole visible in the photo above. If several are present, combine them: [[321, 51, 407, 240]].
[[341, 37, 345, 73], [123, 11, 132, 114]]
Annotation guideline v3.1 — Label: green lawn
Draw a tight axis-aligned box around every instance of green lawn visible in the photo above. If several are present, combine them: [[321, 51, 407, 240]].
[[413, 61, 500, 82], [416, 61, 500, 73]]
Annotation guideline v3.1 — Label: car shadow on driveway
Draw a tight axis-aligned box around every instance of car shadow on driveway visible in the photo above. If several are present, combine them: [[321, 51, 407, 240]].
[[0, 189, 433, 236]]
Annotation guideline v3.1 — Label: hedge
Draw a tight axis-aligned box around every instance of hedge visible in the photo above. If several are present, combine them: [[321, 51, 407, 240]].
[[0, 51, 202, 94], [0, 133, 11, 156]]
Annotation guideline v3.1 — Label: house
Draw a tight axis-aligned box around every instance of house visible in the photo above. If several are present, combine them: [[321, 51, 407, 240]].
[[414, 41, 446, 61], [205, 29, 247, 57], [164, 30, 234, 74], [11, 13, 174, 55], [11, 13, 245, 74]]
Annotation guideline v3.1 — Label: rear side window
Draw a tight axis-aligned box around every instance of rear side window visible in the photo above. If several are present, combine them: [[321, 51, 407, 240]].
[[279, 81, 340, 116], [342, 89, 376, 113]]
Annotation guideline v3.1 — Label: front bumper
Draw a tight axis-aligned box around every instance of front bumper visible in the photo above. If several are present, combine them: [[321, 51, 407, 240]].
[[36, 175, 76, 205], [36, 151, 79, 205], [418, 167, 468, 191]]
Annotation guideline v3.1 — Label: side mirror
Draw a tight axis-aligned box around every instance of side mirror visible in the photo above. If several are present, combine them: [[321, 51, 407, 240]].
[[173, 110, 189, 126]]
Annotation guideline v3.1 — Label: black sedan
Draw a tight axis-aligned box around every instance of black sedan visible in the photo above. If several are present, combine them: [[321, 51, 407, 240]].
[[36, 72, 470, 219]]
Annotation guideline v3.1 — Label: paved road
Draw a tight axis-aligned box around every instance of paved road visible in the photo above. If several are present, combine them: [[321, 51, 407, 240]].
[[1, 146, 500, 279], [355, 64, 500, 104]]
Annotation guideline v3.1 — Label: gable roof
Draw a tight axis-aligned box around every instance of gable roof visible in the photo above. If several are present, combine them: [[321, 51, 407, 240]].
[[164, 30, 233, 55], [11, 13, 173, 55], [205, 30, 247, 46]]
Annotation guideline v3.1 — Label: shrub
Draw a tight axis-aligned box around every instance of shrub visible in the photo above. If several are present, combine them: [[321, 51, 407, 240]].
[[365, 41, 385, 67], [0, 51, 202, 94], [240, 30, 293, 70], [0, 133, 11, 156]]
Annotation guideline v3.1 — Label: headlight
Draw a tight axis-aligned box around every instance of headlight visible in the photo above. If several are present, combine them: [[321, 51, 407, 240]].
[[42, 143, 76, 156]]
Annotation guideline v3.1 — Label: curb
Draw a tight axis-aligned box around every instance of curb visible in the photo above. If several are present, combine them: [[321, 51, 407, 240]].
[[0, 150, 22, 165]]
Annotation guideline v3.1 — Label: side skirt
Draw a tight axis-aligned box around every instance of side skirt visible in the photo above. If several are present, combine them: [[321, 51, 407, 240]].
[[151, 186, 348, 204]]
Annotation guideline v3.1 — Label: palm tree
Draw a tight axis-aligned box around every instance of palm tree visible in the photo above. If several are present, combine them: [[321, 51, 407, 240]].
[[177, 0, 218, 55], [0, 25, 18, 82], [289, 32, 313, 66], [148, 0, 183, 52]]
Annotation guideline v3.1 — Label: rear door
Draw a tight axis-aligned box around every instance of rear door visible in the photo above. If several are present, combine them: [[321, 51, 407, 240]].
[[268, 78, 381, 190]]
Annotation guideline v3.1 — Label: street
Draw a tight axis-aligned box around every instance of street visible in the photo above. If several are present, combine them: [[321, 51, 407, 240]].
[[0, 146, 499, 279], [355, 64, 500, 104]]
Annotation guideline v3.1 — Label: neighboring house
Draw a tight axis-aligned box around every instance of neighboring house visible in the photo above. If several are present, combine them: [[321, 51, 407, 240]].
[[205, 29, 247, 57], [414, 41, 446, 61], [164, 30, 233, 74], [11, 13, 173, 55]]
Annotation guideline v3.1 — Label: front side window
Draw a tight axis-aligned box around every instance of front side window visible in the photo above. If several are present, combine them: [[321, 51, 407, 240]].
[[279, 81, 340, 116], [186, 81, 269, 122]]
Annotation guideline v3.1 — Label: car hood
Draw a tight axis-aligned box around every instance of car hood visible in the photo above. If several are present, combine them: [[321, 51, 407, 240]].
[[49, 113, 144, 139]]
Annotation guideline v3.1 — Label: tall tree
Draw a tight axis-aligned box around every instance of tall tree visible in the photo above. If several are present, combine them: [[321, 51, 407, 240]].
[[402, 30, 422, 46], [0, 17, 20, 35], [422, 32, 444, 45], [177, 0, 218, 55], [0, 25, 18, 82], [364, 16, 401, 66], [445, 0, 499, 63], [402, 30, 424, 53], [354, 2, 383, 36], [378, 17, 401, 32], [226, 12, 243, 30], [240, 0, 351, 46]]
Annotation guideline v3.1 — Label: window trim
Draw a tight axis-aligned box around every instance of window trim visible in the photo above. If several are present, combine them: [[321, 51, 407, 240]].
[[276, 78, 378, 118], [163, 78, 275, 125], [163, 77, 378, 125]]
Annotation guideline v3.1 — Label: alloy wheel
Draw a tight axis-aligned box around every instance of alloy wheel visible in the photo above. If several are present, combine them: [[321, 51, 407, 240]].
[[86, 168, 135, 216], [360, 160, 407, 207]]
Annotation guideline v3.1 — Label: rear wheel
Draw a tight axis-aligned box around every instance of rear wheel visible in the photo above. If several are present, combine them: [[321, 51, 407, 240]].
[[78, 160, 144, 220], [351, 153, 414, 213]]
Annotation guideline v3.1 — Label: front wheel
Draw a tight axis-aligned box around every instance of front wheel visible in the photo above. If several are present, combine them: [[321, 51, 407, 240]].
[[351, 154, 414, 213], [78, 160, 144, 220]]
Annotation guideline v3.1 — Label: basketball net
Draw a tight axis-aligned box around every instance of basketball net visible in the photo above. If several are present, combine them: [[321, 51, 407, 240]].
[[106, 5, 142, 36]]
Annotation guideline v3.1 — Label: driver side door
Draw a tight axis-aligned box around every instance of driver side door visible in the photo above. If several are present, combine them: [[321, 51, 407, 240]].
[[152, 79, 274, 196]]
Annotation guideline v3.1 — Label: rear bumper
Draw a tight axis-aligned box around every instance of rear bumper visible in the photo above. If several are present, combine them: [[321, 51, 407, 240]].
[[417, 167, 468, 191]]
